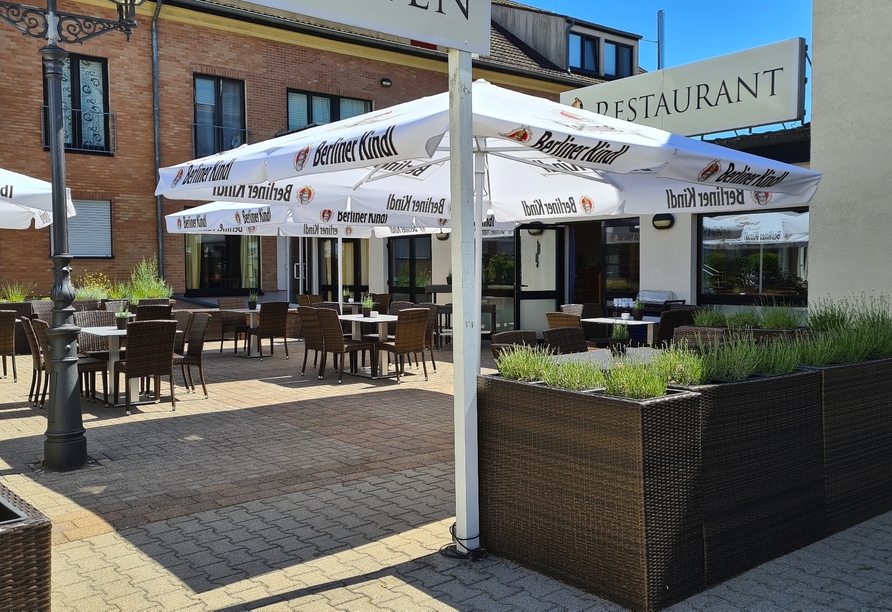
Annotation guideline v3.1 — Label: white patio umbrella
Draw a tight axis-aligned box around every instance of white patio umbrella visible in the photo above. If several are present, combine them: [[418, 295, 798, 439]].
[[156, 80, 823, 555], [0, 167, 76, 229]]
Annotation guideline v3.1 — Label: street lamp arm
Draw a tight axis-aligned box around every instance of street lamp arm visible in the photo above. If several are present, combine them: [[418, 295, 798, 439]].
[[0, 0, 139, 42]]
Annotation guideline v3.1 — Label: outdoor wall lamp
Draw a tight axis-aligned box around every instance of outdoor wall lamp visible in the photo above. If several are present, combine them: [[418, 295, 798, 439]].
[[380, 78, 392, 87], [652, 213, 675, 230], [436, 231, 449, 241], [0, 0, 145, 471], [527, 224, 545, 236]]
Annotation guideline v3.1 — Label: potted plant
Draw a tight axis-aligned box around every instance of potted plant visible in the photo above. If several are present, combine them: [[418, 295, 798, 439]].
[[343, 287, 352, 302], [361, 294, 374, 317], [248, 291, 259, 310], [114, 306, 131, 330], [608, 324, 630, 356], [632, 299, 645, 320], [446, 269, 452, 286]]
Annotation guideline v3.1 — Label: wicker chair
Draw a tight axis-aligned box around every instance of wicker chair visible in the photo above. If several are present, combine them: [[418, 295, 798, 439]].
[[545, 311, 581, 329], [308, 294, 323, 305], [33, 318, 107, 403], [113, 320, 177, 415], [244, 301, 290, 361], [362, 300, 414, 342], [654, 307, 699, 348], [314, 307, 377, 382], [29, 300, 54, 323], [299, 308, 325, 375], [372, 294, 391, 312], [542, 327, 589, 355], [173, 310, 193, 356], [295, 295, 311, 307], [378, 308, 429, 383], [561, 303, 610, 347], [19, 317, 43, 406], [172, 312, 211, 398], [0, 310, 17, 383], [217, 297, 248, 353], [135, 304, 172, 321], [417, 302, 440, 372], [490, 329, 538, 360], [73, 310, 116, 362]]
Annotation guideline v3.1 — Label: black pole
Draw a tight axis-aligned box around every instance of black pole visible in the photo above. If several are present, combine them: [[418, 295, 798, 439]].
[[41, 21, 86, 471]]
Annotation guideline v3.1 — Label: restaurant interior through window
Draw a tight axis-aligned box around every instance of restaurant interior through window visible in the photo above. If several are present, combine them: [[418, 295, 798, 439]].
[[602, 219, 640, 306], [698, 208, 808, 305], [184, 233, 260, 296]]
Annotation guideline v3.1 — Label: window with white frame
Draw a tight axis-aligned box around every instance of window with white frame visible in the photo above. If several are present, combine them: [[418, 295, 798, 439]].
[[568, 32, 598, 74], [50, 200, 112, 258], [287, 90, 371, 132], [44, 53, 112, 153], [604, 41, 633, 78], [194, 75, 247, 157]]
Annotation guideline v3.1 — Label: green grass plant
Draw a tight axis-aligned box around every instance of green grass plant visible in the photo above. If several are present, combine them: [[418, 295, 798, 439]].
[[807, 296, 851, 331], [693, 308, 727, 328], [603, 361, 668, 399], [700, 332, 762, 382], [542, 360, 606, 391], [652, 346, 707, 386], [760, 305, 803, 330], [756, 337, 802, 375], [495, 345, 553, 382], [0, 281, 34, 302], [127, 255, 174, 299], [611, 324, 629, 339], [725, 310, 763, 329]]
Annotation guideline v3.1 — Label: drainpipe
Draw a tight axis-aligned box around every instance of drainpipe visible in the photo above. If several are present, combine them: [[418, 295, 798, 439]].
[[152, 0, 164, 275], [565, 19, 574, 72]]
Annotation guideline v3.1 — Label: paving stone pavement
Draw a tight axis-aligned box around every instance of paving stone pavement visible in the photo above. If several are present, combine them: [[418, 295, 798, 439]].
[[1, 334, 892, 611]]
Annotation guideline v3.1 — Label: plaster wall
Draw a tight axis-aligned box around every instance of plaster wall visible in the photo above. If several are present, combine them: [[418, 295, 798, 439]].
[[638, 214, 697, 305], [809, 0, 892, 300]]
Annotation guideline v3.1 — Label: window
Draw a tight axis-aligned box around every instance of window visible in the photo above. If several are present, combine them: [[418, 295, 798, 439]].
[[604, 41, 633, 78], [389, 235, 431, 303], [50, 200, 112, 257], [699, 210, 808, 304], [194, 75, 247, 158], [603, 219, 640, 297], [44, 54, 113, 153], [184, 233, 260, 295], [317, 238, 369, 301], [287, 90, 371, 132], [569, 33, 598, 74]]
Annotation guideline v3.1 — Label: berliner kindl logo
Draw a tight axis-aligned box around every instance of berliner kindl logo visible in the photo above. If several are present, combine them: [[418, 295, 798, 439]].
[[320, 209, 332, 223], [294, 146, 311, 172], [176, 218, 182, 230], [580, 196, 594, 214], [234, 212, 241, 224], [501, 126, 532, 142], [437, 218, 448, 227], [297, 186, 314, 205], [698, 160, 721, 182], [171, 168, 184, 188], [345, 226, 353, 236], [751, 191, 772, 206]]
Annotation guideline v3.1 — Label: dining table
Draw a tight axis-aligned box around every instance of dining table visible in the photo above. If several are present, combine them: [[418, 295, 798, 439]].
[[78, 325, 138, 407], [338, 312, 398, 378], [220, 307, 261, 357], [582, 315, 660, 346]]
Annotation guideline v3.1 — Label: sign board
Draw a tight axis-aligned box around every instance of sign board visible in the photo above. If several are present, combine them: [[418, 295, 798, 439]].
[[561, 38, 806, 136], [241, 0, 491, 55]]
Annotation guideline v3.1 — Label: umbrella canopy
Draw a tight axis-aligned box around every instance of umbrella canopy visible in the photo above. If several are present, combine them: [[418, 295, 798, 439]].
[[0, 167, 76, 229], [156, 81, 822, 220], [703, 211, 809, 247]]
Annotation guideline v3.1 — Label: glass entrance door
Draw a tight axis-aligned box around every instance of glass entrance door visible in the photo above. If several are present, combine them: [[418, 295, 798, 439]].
[[515, 226, 563, 334]]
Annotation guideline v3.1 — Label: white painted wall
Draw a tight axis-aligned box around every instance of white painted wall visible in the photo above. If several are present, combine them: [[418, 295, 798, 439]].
[[368, 237, 387, 295], [810, 0, 892, 300], [638, 214, 698, 304]]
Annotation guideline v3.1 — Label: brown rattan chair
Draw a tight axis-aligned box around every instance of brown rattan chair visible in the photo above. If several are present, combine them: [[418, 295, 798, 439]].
[[286, 308, 302, 340], [542, 327, 589, 355], [33, 318, 108, 404], [378, 308, 429, 383], [654, 307, 699, 348], [490, 329, 538, 360], [217, 297, 248, 353], [299, 308, 325, 376], [417, 302, 440, 372], [314, 307, 377, 382], [295, 295, 311, 307], [113, 320, 178, 415], [172, 312, 211, 398], [244, 301, 290, 360], [19, 317, 44, 406], [562, 303, 610, 347], [0, 310, 17, 383], [308, 294, 323, 305], [135, 304, 172, 321], [545, 311, 581, 329], [362, 300, 414, 342], [173, 310, 193, 356], [29, 300, 54, 323], [73, 310, 116, 362]]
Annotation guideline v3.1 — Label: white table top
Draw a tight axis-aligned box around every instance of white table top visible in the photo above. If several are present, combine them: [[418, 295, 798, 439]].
[[583, 316, 660, 325], [80, 325, 127, 336], [339, 313, 398, 323]]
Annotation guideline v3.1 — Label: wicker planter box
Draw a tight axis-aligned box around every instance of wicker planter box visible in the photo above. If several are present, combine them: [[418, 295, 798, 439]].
[[0, 483, 51, 610], [809, 358, 892, 535], [674, 369, 825, 586], [478, 375, 703, 612]]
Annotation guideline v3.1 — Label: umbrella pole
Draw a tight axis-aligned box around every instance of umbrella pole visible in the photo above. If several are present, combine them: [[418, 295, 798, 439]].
[[759, 243, 764, 295], [449, 49, 481, 555]]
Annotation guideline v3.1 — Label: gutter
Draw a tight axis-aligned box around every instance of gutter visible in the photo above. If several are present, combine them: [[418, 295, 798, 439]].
[[152, 0, 165, 276]]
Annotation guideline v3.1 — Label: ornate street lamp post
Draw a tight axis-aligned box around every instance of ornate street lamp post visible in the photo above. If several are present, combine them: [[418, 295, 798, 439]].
[[0, 0, 144, 470]]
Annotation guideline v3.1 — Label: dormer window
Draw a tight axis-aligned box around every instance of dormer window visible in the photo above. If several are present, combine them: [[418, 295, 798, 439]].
[[568, 33, 598, 74], [605, 41, 633, 78]]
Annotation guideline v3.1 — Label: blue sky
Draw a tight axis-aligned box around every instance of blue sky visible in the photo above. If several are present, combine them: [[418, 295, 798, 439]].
[[520, 0, 812, 73]]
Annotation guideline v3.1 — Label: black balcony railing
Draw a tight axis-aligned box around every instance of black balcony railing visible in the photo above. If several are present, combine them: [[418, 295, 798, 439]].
[[192, 123, 252, 158], [41, 106, 117, 154]]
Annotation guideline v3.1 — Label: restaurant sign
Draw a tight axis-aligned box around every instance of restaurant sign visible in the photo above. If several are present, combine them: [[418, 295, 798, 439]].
[[239, 0, 491, 55], [561, 38, 806, 137]]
